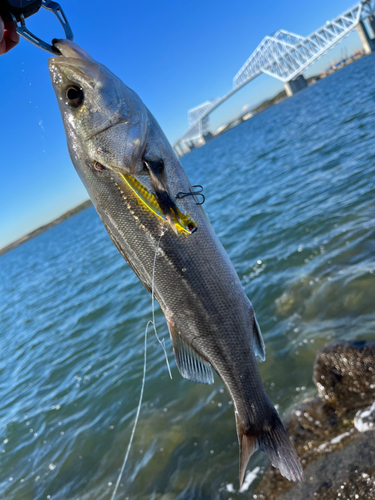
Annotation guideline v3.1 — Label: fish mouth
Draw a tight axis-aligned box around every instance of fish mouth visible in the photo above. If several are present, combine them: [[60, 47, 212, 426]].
[[48, 39, 101, 83], [52, 39, 95, 61], [117, 171, 197, 235]]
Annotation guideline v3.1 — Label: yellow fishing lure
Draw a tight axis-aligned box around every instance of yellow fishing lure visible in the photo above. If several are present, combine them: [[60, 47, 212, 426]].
[[119, 174, 197, 234]]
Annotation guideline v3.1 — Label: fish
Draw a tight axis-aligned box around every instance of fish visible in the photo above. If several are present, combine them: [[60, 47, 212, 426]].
[[48, 39, 303, 486]]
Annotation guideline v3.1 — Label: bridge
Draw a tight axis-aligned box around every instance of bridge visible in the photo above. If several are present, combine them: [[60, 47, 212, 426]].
[[173, 0, 375, 156]]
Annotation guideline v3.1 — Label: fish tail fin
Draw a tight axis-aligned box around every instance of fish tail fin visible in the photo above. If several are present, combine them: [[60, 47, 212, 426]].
[[235, 409, 303, 487], [235, 412, 259, 487]]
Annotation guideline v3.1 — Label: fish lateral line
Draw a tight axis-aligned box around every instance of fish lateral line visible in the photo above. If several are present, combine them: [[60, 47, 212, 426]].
[[118, 173, 197, 235]]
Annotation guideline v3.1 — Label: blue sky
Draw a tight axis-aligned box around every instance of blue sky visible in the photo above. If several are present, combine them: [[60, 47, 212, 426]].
[[0, 0, 365, 247]]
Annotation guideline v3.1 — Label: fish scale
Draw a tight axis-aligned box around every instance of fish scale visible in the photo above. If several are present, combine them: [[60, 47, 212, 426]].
[[49, 39, 303, 487]]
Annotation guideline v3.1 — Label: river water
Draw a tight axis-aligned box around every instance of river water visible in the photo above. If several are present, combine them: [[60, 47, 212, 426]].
[[1, 54, 375, 500]]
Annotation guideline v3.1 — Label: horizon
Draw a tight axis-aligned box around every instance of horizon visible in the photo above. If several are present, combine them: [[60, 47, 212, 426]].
[[0, 0, 365, 248]]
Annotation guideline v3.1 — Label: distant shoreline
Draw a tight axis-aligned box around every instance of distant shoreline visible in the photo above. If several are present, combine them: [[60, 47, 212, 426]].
[[0, 200, 92, 257]]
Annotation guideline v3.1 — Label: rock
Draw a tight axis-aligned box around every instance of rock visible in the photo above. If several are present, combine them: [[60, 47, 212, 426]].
[[254, 341, 375, 500], [275, 431, 375, 500], [313, 341, 375, 413], [354, 403, 375, 432]]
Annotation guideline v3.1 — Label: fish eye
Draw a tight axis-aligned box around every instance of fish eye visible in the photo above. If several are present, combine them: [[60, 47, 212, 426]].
[[65, 85, 84, 108]]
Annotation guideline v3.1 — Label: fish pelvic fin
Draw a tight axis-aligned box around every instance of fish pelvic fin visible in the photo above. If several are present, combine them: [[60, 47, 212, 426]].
[[166, 317, 214, 385], [235, 409, 303, 488]]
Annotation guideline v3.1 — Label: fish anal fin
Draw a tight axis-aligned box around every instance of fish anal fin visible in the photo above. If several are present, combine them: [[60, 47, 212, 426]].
[[166, 317, 214, 385], [252, 312, 266, 361], [235, 412, 259, 488]]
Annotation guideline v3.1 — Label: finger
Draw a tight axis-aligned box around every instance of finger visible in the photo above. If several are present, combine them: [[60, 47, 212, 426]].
[[4, 20, 19, 52], [0, 18, 20, 54], [0, 17, 5, 55]]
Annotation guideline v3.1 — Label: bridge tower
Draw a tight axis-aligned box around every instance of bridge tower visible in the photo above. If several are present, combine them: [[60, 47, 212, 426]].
[[284, 76, 308, 97], [187, 100, 220, 139], [357, 19, 375, 54]]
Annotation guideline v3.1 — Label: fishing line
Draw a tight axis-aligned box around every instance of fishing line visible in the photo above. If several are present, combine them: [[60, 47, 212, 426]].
[[109, 318, 150, 500], [109, 223, 170, 500], [151, 221, 172, 379]]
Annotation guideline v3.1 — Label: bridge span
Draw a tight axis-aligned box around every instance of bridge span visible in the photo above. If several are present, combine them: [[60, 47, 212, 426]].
[[174, 0, 375, 156]]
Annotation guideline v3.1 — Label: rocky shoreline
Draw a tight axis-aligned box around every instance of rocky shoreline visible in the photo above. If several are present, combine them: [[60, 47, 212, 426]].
[[254, 341, 375, 500]]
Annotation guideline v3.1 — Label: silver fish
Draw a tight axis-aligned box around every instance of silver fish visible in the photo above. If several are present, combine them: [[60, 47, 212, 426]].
[[48, 40, 303, 486]]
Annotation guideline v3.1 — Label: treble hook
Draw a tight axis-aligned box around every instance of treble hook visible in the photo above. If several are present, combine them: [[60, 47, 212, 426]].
[[175, 185, 205, 205]]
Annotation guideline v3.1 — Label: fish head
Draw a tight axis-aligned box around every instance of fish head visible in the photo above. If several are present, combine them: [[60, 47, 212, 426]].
[[48, 40, 198, 235], [48, 39, 148, 177]]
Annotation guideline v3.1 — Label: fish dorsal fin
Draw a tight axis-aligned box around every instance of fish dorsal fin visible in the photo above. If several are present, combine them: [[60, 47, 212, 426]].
[[252, 312, 266, 361], [166, 318, 214, 385]]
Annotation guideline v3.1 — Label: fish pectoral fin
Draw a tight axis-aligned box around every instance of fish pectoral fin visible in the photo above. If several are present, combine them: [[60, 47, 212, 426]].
[[166, 318, 214, 385], [252, 312, 266, 361]]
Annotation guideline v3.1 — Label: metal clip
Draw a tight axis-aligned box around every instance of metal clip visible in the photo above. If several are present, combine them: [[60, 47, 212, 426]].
[[12, 0, 73, 54], [175, 185, 205, 205]]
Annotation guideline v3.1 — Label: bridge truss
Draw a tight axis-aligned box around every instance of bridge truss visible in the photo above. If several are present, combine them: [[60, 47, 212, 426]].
[[174, 0, 375, 153], [234, 1, 374, 87], [188, 99, 221, 128]]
